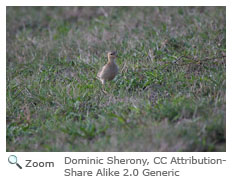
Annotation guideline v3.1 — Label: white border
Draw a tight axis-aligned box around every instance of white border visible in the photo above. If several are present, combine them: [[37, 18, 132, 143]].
[[0, 2, 6, 152], [1, 1, 231, 186], [1, 0, 229, 6]]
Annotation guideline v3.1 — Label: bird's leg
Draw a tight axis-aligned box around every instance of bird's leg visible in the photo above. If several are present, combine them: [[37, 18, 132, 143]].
[[101, 88, 108, 94], [101, 80, 108, 94], [101, 79, 105, 85]]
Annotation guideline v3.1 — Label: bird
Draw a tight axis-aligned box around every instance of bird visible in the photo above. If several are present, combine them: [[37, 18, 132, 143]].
[[97, 51, 118, 85]]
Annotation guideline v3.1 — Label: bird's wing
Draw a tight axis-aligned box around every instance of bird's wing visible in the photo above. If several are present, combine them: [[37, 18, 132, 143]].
[[97, 65, 106, 78]]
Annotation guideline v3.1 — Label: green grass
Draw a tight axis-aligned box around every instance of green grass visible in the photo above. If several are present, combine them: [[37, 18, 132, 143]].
[[6, 7, 226, 151]]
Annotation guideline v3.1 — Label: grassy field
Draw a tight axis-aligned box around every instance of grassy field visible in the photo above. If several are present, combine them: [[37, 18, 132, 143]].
[[6, 7, 226, 152]]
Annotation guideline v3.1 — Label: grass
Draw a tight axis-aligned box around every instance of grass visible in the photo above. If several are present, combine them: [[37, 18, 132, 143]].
[[6, 7, 226, 152]]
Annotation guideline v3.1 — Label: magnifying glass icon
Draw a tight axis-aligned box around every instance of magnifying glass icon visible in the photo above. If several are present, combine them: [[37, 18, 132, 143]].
[[8, 155, 22, 169]]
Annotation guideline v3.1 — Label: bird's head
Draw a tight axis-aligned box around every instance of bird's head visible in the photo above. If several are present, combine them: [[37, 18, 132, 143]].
[[108, 51, 117, 61]]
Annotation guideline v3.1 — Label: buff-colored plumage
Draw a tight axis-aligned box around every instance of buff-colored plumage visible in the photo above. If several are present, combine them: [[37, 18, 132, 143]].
[[97, 51, 118, 85]]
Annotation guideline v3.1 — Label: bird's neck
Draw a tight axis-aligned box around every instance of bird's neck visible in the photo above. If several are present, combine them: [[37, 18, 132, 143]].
[[108, 57, 115, 64]]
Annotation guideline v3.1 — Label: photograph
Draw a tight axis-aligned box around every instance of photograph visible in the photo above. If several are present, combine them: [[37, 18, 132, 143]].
[[6, 6, 226, 152]]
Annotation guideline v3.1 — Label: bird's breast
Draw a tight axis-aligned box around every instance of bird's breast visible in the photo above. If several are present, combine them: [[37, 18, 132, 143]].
[[100, 62, 118, 80]]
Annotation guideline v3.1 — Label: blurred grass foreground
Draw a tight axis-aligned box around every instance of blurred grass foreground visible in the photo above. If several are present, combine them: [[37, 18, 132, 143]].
[[6, 7, 226, 151]]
